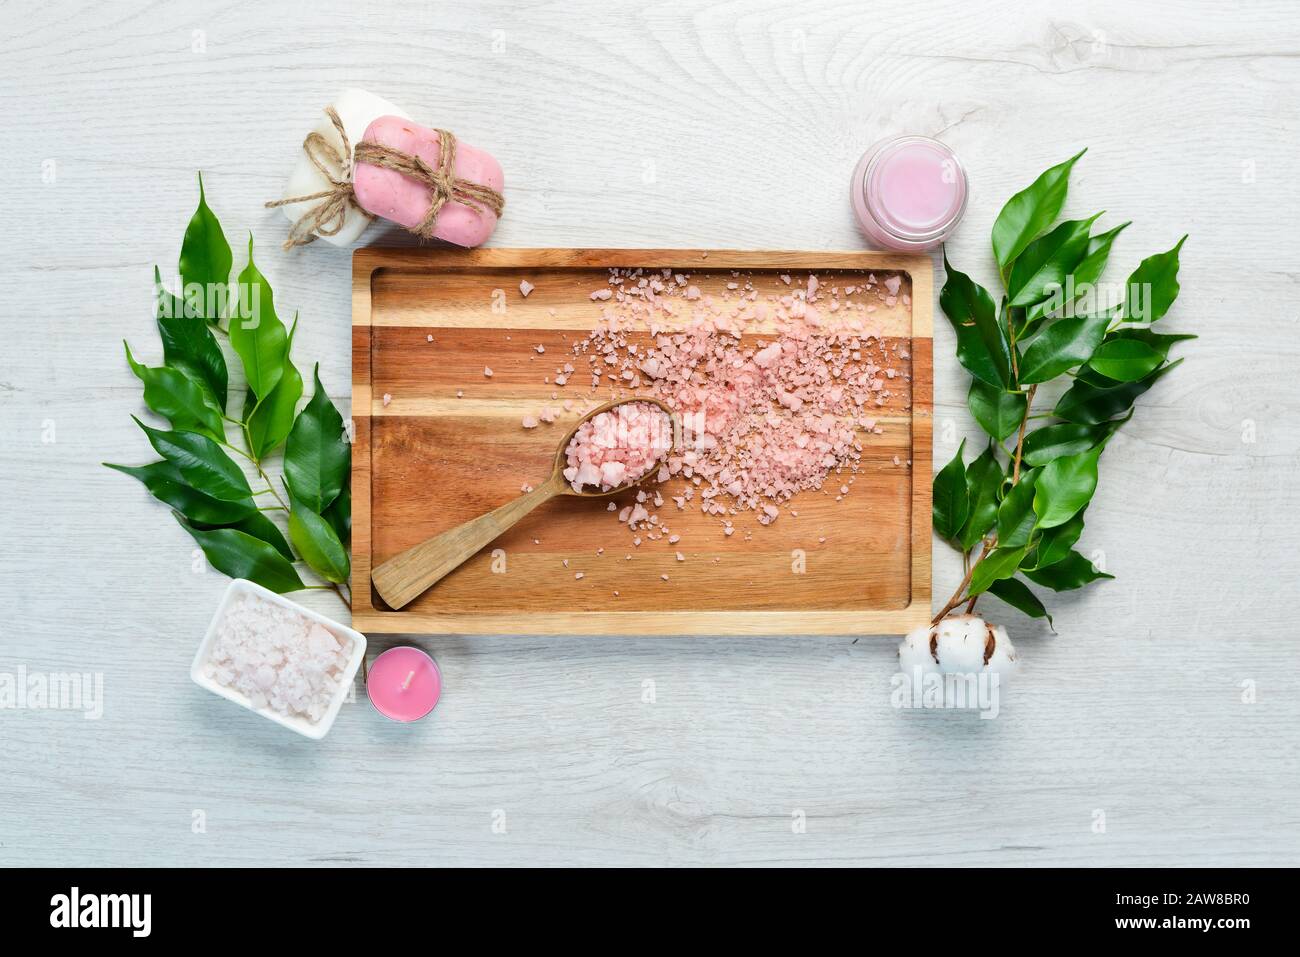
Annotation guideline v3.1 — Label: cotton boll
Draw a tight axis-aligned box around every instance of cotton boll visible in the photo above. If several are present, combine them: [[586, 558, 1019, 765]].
[[933, 615, 988, 673], [897, 616, 1019, 675], [897, 627, 940, 674], [983, 622, 1019, 675]]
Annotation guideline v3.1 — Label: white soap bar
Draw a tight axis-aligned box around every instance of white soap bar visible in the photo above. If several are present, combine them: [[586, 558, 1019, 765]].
[[277, 88, 411, 247]]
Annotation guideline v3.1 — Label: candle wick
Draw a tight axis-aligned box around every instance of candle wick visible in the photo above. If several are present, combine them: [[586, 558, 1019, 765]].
[[402, 670, 415, 690]]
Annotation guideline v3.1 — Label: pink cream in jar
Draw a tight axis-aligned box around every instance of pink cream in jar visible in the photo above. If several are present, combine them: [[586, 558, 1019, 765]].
[[851, 135, 968, 252]]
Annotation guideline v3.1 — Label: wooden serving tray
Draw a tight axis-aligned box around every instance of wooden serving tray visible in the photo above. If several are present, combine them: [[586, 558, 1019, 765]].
[[351, 248, 932, 635]]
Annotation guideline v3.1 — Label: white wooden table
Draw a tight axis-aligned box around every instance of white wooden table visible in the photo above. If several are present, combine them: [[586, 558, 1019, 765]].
[[2, 0, 1297, 867]]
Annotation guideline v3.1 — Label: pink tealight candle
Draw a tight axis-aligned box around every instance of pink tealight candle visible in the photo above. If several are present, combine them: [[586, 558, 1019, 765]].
[[850, 135, 968, 252], [367, 646, 441, 722]]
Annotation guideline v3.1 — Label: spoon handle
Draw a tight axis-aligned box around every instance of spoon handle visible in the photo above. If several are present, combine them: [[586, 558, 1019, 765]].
[[372, 474, 564, 610]]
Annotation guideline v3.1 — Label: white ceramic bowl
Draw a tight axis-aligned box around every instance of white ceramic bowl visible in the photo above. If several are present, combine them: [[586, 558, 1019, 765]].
[[190, 579, 367, 740]]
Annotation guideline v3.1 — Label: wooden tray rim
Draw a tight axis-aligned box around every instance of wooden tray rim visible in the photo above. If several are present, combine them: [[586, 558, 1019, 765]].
[[351, 247, 932, 636]]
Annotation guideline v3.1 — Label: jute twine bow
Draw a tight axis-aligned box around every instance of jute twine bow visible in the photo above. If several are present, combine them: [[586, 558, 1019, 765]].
[[267, 107, 505, 250]]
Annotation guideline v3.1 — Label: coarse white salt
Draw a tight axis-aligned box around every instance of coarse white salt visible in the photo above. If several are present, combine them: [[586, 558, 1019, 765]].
[[200, 593, 353, 725]]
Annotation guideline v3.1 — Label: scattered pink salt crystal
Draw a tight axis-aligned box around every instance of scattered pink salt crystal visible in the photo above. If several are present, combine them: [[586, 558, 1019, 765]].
[[884, 275, 901, 296], [675, 552, 685, 562], [483, 367, 493, 378], [521, 415, 539, 429], [519, 279, 535, 297], [535, 344, 546, 354], [574, 572, 584, 580], [381, 392, 392, 407]]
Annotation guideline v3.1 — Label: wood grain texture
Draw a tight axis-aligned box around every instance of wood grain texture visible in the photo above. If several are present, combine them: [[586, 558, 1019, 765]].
[[353, 247, 932, 635], [1, 0, 1299, 868]]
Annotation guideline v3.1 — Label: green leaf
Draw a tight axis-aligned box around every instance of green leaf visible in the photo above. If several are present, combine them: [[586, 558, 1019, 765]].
[[958, 445, 1004, 550], [1018, 311, 1111, 384], [1033, 445, 1102, 529], [104, 461, 254, 525], [1077, 220, 1129, 283], [996, 470, 1039, 548], [155, 266, 228, 410], [323, 484, 351, 547], [231, 236, 288, 401], [199, 511, 294, 562], [940, 252, 1009, 387], [176, 515, 304, 593], [1024, 511, 1086, 570], [178, 173, 233, 321], [245, 313, 303, 460], [967, 380, 1027, 442], [133, 416, 252, 503], [1108, 327, 1195, 359], [991, 149, 1086, 275], [1088, 338, 1164, 381], [969, 545, 1030, 597], [987, 577, 1053, 629], [1056, 358, 1182, 424], [1022, 417, 1126, 467], [1023, 549, 1113, 591], [1123, 235, 1187, 323], [932, 438, 969, 541], [284, 365, 350, 513], [124, 342, 225, 440], [287, 485, 350, 584], [1007, 214, 1099, 308], [1024, 221, 1128, 335]]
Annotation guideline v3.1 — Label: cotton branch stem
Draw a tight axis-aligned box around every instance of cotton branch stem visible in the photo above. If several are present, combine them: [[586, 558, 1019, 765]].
[[932, 384, 1038, 626], [1012, 384, 1037, 483]]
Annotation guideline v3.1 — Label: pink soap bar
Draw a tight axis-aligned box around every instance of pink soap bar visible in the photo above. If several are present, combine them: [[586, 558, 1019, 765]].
[[353, 115, 503, 247]]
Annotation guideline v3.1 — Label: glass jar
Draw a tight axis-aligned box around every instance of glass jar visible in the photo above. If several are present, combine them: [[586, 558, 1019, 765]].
[[851, 135, 968, 252]]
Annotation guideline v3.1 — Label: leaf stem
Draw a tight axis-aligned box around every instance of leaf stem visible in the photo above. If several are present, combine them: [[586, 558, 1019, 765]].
[[933, 384, 1038, 626], [1011, 384, 1038, 484]]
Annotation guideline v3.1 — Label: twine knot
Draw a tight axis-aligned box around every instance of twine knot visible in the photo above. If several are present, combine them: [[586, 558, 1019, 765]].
[[267, 109, 504, 250]]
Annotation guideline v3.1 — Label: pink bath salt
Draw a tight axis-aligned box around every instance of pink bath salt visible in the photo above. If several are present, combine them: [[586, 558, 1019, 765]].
[[519, 280, 535, 297], [884, 275, 902, 296], [591, 289, 613, 301], [382, 392, 392, 407], [562, 401, 672, 493], [352, 116, 503, 248], [521, 415, 539, 429], [484, 367, 493, 377]]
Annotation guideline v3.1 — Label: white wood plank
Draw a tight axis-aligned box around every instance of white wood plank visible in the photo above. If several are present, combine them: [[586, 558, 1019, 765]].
[[1, 0, 1298, 866]]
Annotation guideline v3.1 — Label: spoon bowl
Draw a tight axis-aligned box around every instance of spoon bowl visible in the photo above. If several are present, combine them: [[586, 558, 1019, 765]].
[[552, 396, 675, 497], [372, 397, 677, 610]]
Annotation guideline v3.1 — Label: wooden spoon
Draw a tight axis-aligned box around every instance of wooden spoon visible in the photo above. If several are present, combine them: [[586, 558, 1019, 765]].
[[371, 397, 675, 611]]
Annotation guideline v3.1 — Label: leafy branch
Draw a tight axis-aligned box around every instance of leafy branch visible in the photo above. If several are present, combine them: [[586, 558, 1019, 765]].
[[105, 175, 352, 605], [933, 150, 1191, 630]]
